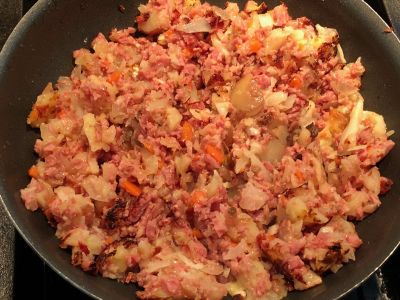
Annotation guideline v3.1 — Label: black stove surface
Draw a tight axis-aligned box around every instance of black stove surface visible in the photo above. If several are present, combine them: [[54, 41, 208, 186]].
[[1, 0, 399, 299]]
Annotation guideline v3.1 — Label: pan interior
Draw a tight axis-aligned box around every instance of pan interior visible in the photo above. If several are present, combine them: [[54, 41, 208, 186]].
[[0, 0, 399, 299]]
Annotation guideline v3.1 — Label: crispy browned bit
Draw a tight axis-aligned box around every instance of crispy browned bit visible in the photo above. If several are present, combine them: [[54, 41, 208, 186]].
[[294, 153, 303, 160], [227, 206, 237, 216], [317, 42, 338, 62], [103, 197, 148, 230], [86, 262, 98, 275], [380, 177, 393, 194], [384, 27, 393, 33], [303, 223, 323, 234], [118, 4, 126, 13], [96, 249, 117, 270], [257, 111, 273, 126], [306, 123, 319, 138], [154, 246, 162, 255], [210, 201, 221, 211], [72, 251, 83, 266]]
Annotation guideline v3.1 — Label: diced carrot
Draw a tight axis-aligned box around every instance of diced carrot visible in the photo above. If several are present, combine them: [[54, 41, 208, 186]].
[[289, 75, 303, 89], [294, 171, 304, 182], [182, 48, 193, 59], [105, 236, 114, 245], [190, 189, 206, 205], [142, 141, 155, 154], [108, 71, 121, 83], [192, 228, 204, 239], [247, 18, 254, 28], [181, 121, 194, 141], [164, 29, 174, 38], [27, 108, 39, 125], [28, 165, 39, 178], [158, 158, 165, 170], [204, 144, 224, 164], [119, 178, 142, 197], [249, 38, 262, 53], [189, 10, 197, 18]]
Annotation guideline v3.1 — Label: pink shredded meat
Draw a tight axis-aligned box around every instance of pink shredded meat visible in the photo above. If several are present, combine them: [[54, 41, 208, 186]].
[[21, 0, 394, 299]]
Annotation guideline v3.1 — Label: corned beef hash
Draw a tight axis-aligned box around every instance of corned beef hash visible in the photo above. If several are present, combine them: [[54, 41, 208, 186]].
[[20, 0, 395, 299]]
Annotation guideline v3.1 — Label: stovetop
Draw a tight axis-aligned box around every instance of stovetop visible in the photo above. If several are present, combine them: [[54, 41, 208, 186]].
[[0, 0, 399, 299]]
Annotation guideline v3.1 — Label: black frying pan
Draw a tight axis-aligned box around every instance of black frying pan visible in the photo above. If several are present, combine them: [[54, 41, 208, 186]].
[[0, 0, 400, 299]]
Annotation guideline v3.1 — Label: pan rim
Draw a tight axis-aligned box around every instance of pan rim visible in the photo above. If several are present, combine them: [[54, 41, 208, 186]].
[[0, 0, 399, 300], [0, 1, 103, 298]]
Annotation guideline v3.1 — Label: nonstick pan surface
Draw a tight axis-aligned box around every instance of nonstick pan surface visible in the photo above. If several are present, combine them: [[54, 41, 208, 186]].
[[0, 0, 399, 299]]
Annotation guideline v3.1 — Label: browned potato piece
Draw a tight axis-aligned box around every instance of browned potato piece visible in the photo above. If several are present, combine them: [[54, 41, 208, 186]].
[[138, 10, 170, 35]]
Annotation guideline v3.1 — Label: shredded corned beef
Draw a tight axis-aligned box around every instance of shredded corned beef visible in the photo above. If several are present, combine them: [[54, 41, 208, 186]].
[[21, 0, 394, 299]]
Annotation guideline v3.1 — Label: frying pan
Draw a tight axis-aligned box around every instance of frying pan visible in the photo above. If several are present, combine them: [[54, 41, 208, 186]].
[[0, 0, 399, 299]]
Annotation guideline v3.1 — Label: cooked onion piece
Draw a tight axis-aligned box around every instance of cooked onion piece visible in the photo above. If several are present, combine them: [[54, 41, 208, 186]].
[[231, 74, 264, 117]]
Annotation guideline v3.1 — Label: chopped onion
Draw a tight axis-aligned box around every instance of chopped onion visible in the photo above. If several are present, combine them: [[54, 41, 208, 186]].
[[361, 167, 380, 195], [227, 282, 247, 298], [175, 154, 192, 175], [386, 129, 395, 137], [211, 34, 230, 57], [259, 138, 286, 163], [299, 101, 316, 128], [215, 101, 230, 117], [190, 108, 212, 121], [176, 18, 212, 33], [339, 98, 363, 149], [206, 170, 223, 197], [263, 28, 289, 55], [362, 110, 387, 138], [258, 13, 273, 29], [223, 240, 248, 260], [264, 91, 294, 110], [244, 1, 267, 13], [286, 197, 308, 222], [214, 7, 229, 20], [166, 107, 182, 130], [231, 74, 264, 117], [142, 152, 159, 175]]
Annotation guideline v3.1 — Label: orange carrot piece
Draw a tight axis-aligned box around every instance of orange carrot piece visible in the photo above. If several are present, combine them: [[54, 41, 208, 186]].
[[28, 165, 39, 178], [289, 75, 303, 89], [105, 236, 114, 244], [192, 228, 204, 239], [142, 141, 155, 154], [27, 108, 39, 125], [108, 71, 121, 83], [247, 18, 254, 28], [205, 144, 224, 164], [190, 189, 206, 205], [158, 158, 165, 171], [182, 48, 193, 59], [249, 38, 262, 53], [120, 179, 142, 197], [164, 29, 174, 38], [182, 121, 194, 142], [295, 171, 304, 182]]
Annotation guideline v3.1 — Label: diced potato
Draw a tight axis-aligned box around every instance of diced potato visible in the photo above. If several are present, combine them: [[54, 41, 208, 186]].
[[166, 107, 182, 130], [286, 197, 308, 222]]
